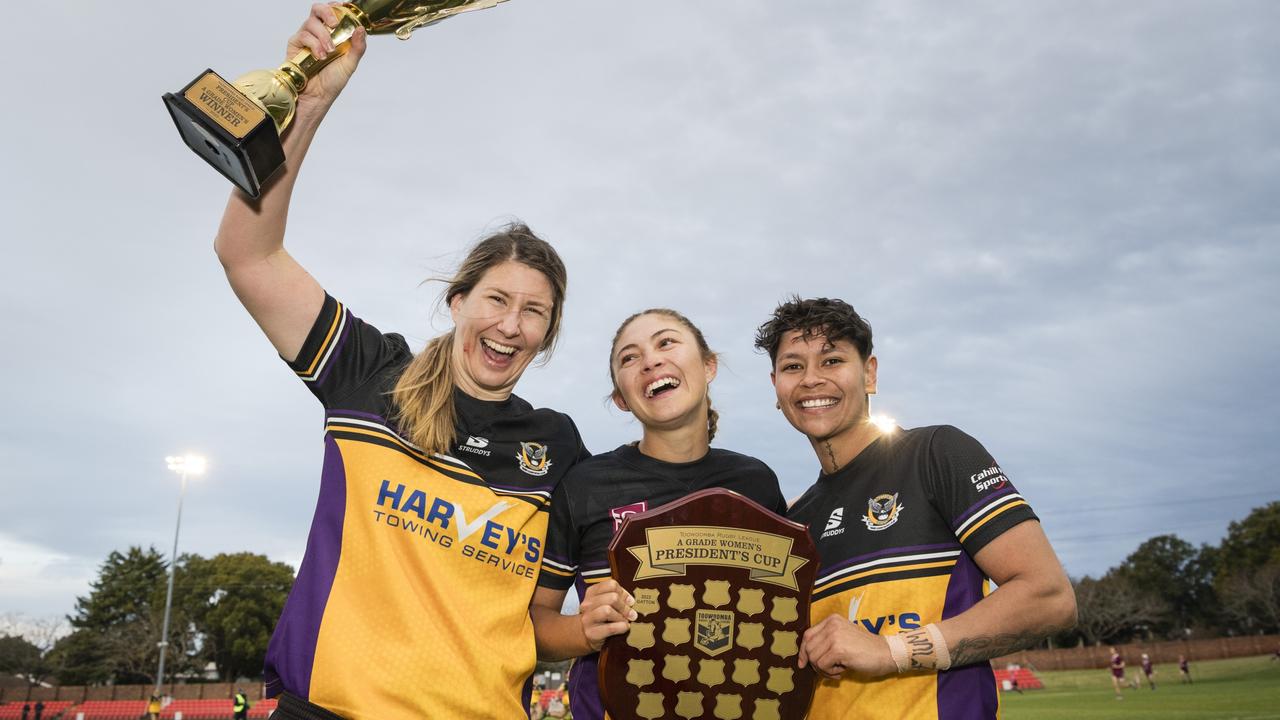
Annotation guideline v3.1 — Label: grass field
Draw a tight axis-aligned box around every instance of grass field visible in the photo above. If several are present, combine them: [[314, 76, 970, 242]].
[[1001, 655, 1280, 719]]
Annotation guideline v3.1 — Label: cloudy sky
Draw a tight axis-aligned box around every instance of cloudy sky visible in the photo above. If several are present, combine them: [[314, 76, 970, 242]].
[[2, 1, 1277, 626]]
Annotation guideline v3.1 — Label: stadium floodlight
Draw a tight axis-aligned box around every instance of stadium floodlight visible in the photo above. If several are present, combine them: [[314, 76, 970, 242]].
[[155, 453, 207, 696], [869, 413, 898, 434]]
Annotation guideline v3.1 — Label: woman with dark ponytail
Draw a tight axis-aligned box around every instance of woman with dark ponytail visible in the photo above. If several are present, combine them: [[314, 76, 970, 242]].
[[212, 8, 590, 718], [529, 309, 786, 720]]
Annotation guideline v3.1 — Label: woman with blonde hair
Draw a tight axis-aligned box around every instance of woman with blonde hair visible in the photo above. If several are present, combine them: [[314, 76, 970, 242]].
[[530, 309, 786, 720], [212, 6, 588, 718]]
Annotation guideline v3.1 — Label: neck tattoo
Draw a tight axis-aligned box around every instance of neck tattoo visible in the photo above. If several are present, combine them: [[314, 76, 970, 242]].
[[822, 441, 839, 472]]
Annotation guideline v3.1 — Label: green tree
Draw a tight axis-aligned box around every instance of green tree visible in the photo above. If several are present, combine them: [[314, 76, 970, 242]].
[[0, 634, 46, 684], [1217, 501, 1280, 578], [63, 546, 200, 685], [180, 553, 294, 680], [1114, 534, 1217, 636], [45, 629, 110, 685], [1220, 558, 1280, 633]]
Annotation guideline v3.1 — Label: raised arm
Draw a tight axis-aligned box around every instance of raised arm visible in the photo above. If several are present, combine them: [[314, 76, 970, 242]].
[[530, 581, 636, 662], [800, 520, 1076, 677], [213, 3, 367, 362]]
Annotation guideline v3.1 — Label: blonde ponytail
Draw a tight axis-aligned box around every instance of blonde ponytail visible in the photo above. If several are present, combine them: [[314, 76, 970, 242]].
[[391, 331, 458, 456]]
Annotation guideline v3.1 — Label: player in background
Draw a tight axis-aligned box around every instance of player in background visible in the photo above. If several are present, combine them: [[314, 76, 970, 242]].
[[531, 309, 787, 720], [1140, 652, 1156, 689], [1109, 647, 1134, 698], [755, 296, 1077, 720]]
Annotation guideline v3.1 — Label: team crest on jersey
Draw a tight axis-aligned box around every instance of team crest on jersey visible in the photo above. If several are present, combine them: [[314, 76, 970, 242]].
[[862, 493, 904, 531], [516, 442, 551, 476], [611, 501, 648, 531]]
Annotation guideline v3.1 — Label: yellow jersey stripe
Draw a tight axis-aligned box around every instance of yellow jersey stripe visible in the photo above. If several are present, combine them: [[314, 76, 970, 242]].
[[958, 500, 1028, 544], [814, 559, 956, 595], [329, 425, 483, 481], [298, 301, 344, 377]]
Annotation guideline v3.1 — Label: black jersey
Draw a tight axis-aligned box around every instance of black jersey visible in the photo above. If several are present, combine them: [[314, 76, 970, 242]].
[[264, 294, 588, 720], [786, 425, 1038, 720], [538, 444, 786, 720]]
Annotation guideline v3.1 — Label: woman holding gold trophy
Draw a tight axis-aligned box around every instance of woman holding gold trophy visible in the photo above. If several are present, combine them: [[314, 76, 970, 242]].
[[212, 4, 615, 718]]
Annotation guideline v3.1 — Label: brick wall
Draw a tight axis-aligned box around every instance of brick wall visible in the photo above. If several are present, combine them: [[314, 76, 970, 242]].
[[992, 634, 1280, 671]]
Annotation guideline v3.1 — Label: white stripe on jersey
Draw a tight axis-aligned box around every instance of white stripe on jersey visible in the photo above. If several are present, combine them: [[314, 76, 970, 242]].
[[954, 493, 1025, 536], [299, 309, 348, 383], [541, 557, 578, 574], [817, 549, 962, 586]]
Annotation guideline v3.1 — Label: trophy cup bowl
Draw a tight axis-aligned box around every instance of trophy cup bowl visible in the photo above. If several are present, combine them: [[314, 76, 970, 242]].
[[162, 0, 509, 197]]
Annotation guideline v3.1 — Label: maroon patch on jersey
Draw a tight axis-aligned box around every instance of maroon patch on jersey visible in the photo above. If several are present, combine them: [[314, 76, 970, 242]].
[[610, 502, 648, 532]]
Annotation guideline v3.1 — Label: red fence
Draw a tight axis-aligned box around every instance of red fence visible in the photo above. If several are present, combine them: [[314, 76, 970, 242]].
[[0, 684, 259, 704]]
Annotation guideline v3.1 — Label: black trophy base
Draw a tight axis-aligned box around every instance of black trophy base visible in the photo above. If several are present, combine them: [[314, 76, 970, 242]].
[[163, 70, 285, 198]]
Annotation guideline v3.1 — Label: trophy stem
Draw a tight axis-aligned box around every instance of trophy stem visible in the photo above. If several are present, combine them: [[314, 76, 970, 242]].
[[287, 4, 370, 94]]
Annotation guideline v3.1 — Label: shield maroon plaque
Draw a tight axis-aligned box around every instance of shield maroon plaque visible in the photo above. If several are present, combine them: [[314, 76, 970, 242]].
[[600, 488, 819, 720]]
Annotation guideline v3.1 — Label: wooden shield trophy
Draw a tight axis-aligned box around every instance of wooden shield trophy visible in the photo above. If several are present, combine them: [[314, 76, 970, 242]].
[[601, 489, 819, 720]]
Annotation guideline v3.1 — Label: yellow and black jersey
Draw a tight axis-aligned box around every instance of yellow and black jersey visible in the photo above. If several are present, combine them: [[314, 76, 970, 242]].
[[263, 295, 588, 720], [786, 425, 1038, 720], [538, 445, 786, 720]]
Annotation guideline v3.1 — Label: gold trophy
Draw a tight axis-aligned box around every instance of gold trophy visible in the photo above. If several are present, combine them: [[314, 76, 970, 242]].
[[163, 0, 510, 197]]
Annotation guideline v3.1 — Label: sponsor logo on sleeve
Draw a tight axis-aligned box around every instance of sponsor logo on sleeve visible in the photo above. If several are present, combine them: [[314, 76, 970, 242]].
[[862, 493, 904, 531], [969, 465, 1008, 492]]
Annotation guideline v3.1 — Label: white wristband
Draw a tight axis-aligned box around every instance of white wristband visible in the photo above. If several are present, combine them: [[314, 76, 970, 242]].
[[885, 633, 911, 673], [926, 623, 951, 671]]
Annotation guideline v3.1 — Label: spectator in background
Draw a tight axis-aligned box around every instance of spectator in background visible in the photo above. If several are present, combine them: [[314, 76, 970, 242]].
[[32, 701, 43, 720], [233, 688, 251, 720], [20, 703, 29, 720], [147, 694, 162, 720]]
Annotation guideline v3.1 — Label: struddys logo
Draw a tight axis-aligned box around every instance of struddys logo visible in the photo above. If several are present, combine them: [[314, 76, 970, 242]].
[[516, 442, 551, 476], [970, 465, 1008, 493], [611, 501, 648, 532], [862, 493, 904, 532]]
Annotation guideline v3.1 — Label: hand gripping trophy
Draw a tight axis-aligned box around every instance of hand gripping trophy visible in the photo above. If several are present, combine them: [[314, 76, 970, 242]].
[[163, 0, 509, 197]]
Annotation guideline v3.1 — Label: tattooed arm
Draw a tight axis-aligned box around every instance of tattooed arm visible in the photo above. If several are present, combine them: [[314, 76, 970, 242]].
[[799, 520, 1075, 677]]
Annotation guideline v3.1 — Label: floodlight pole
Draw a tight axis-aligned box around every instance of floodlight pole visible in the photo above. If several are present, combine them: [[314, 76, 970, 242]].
[[156, 455, 205, 696]]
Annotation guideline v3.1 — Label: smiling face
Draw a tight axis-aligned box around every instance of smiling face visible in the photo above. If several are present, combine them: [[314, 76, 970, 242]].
[[449, 260, 555, 400], [771, 329, 877, 448], [611, 312, 718, 435]]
